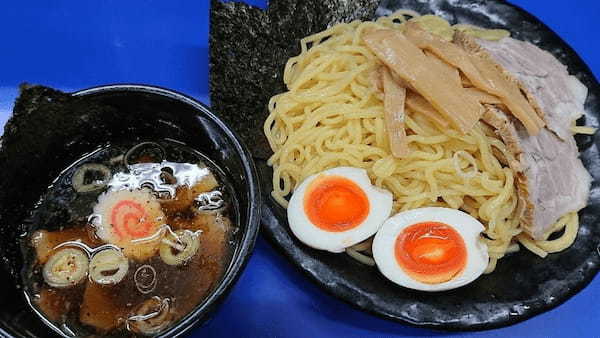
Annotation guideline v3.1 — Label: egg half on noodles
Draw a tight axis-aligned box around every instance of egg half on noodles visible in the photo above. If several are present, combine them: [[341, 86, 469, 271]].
[[92, 189, 166, 260], [373, 207, 489, 291], [287, 167, 393, 253]]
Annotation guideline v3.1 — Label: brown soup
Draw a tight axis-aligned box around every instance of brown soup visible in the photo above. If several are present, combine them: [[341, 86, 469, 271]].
[[20, 140, 237, 337]]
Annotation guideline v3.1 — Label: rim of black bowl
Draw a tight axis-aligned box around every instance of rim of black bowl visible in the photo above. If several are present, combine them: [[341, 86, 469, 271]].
[[71, 84, 262, 338]]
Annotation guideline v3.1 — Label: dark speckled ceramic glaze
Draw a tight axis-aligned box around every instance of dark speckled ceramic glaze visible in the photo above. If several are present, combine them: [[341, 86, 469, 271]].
[[258, 0, 600, 330]]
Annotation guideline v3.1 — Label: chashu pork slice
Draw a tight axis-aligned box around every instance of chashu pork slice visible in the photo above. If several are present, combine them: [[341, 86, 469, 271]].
[[478, 36, 588, 143], [476, 36, 592, 240]]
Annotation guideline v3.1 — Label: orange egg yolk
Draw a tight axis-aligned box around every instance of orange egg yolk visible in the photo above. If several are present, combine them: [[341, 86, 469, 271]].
[[395, 222, 467, 284], [111, 200, 154, 240], [304, 175, 370, 232]]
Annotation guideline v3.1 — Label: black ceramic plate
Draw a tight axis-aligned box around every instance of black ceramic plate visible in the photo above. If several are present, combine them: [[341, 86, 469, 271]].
[[254, 0, 600, 330]]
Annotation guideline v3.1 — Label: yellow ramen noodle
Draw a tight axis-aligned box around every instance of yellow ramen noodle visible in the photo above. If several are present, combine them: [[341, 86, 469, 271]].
[[263, 11, 579, 272]]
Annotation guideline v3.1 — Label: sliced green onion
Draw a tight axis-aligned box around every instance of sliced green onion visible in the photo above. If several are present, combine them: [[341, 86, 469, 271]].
[[159, 230, 200, 266], [89, 248, 129, 285], [72, 163, 111, 193], [43, 248, 89, 288]]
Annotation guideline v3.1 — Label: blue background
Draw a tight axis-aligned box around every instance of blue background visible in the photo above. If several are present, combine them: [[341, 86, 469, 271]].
[[0, 1, 598, 337]]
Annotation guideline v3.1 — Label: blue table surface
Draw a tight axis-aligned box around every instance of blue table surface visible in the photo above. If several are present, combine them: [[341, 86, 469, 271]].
[[1, 1, 598, 337]]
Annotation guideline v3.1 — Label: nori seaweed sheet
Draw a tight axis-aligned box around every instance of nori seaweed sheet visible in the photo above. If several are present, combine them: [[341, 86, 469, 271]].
[[0, 85, 120, 280], [209, 0, 380, 159]]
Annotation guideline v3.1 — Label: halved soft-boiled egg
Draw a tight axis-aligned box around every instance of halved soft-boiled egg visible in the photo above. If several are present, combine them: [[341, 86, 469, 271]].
[[288, 167, 393, 253], [373, 207, 488, 291]]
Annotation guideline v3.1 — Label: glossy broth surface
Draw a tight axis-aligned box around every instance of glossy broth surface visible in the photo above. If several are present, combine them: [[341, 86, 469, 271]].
[[20, 140, 237, 337]]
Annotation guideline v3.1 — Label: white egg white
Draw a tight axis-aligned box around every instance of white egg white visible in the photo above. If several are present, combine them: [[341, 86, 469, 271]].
[[287, 167, 393, 253], [373, 207, 489, 291]]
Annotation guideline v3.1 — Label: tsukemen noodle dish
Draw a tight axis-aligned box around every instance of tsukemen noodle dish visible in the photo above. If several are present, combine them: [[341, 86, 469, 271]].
[[20, 140, 237, 336], [264, 10, 595, 291]]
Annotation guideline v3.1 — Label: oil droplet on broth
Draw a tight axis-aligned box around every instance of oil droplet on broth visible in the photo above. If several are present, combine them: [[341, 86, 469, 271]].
[[20, 140, 237, 337]]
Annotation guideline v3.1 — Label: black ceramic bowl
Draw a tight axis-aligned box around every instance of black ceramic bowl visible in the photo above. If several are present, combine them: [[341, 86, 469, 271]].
[[0, 84, 261, 337]]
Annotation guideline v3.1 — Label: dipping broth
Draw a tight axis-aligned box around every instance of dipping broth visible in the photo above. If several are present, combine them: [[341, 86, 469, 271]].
[[20, 140, 237, 337]]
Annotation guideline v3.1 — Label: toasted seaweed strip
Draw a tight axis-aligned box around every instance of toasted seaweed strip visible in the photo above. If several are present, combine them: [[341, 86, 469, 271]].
[[0, 85, 120, 281], [209, 0, 380, 159]]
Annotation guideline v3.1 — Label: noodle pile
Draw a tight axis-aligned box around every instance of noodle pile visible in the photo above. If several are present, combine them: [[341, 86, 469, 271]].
[[263, 11, 579, 272]]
